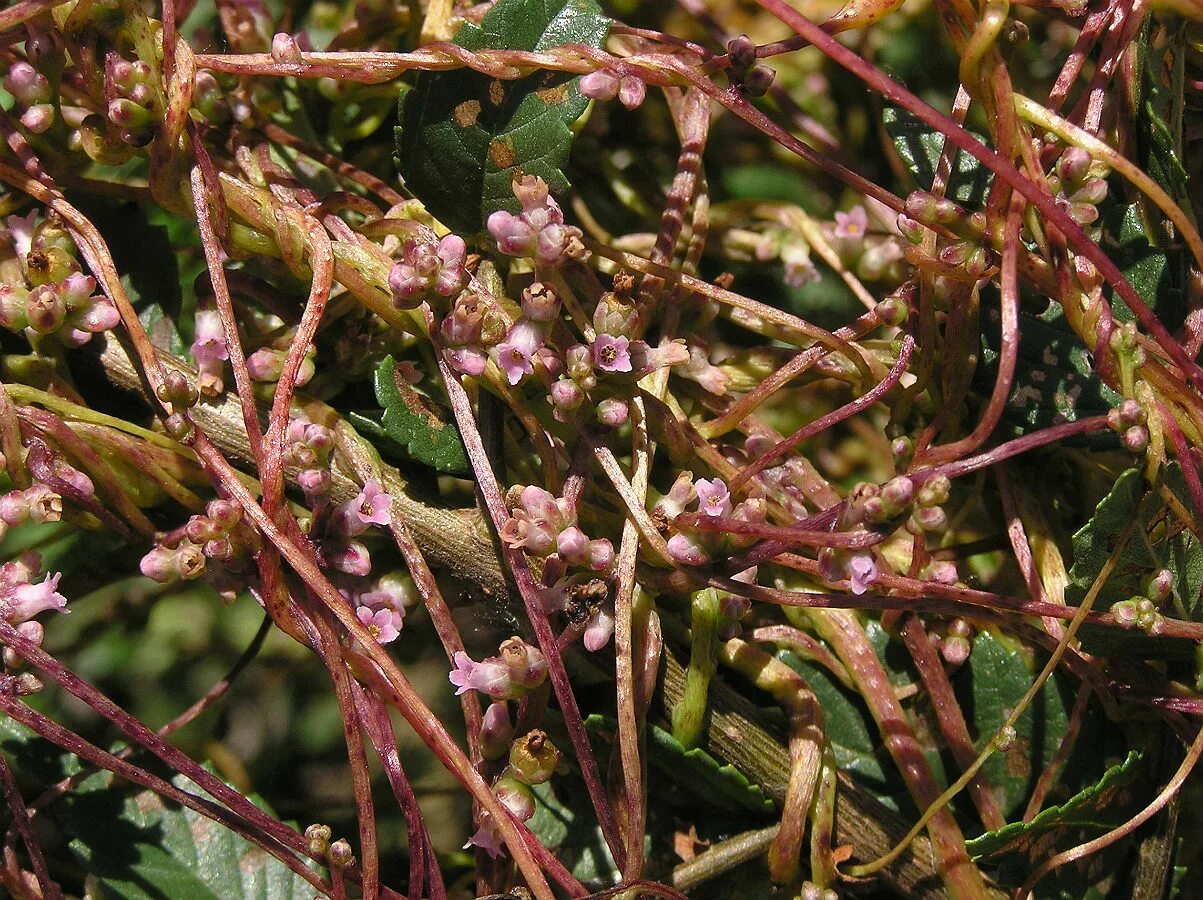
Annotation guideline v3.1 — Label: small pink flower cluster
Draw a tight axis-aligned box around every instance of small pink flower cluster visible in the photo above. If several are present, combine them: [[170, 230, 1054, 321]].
[[661, 474, 766, 566], [105, 57, 163, 146], [4, 62, 55, 134], [283, 414, 336, 507], [140, 498, 260, 597], [318, 480, 393, 578], [0, 483, 66, 539], [388, 234, 468, 309], [0, 213, 122, 347], [440, 292, 491, 376], [487, 176, 586, 268], [339, 573, 415, 647], [501, 485, 614, 571], [449, 635, 547, 700], [579, 69, 647, 110]]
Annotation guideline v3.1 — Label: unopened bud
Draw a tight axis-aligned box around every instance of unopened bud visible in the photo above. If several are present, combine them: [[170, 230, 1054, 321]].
[[481, 701, 514, 760], [304, 824, 332, 857]]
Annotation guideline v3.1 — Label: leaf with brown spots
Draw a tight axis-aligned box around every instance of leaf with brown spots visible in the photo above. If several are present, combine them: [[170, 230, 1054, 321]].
[[395, 0, 610, 234]]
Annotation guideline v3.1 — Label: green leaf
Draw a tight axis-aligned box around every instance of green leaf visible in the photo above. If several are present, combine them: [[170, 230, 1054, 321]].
[[1102, 203, 1181, 326], [965, 750, 1143, 860], [527, 779, 624, 886], [978, 302, 1121, 445], [647, 721, 775, 814], [395, 0, 610, 233], [59, 770, 316, 899], [139, 302, 187, 357], [953, 631, 1073, 819], [1066, 464, 1203, 656], [351, 354, 469, 473], [883, 107, 992, 205]]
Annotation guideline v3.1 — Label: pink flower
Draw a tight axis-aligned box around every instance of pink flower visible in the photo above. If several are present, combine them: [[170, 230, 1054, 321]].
[[494, 321, 544, 385], [331, 480, 392, 536], [323, 539, 371, 576], [834, 205, 868, 239], [356, 605, 403, 644], [583, 605, 615, 651], [3, 211, 38, 259], [591, 333, 632, 373], [191, 308, 229, 366], [464, 817, 504, 858], [695, 478, 732, 517], [580, 70, 620, 100], [7, 573, 68, 623], [388, 235, 468, 306], [487, 176, 584, 267], [449, 651, 513, 698], [667, 531, 710, 565], [846, 552, 877, 595]]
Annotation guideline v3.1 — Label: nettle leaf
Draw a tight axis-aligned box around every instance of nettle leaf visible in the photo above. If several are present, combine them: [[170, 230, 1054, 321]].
[[952, 631, 1073, 819], [1102, 203, 1182, 327], [1067, 464, 1203, 656], [979, 302, 1121, 446], [395, 0, 610, 234], [647, 721, 775, 814], [59, 769, 316, 899], [966, 750, 1143, 859], [527, 778, 625, 886], [883, 107, 992, 205], [349, 355, 469, 473], [966, 750, 1145, 897]]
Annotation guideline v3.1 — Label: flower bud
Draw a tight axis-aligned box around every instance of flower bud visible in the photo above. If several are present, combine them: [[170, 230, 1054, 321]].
[[305, 824, 332, 857], [917, 474, 951, 507], [507, 730, 562, 785], [498, 636, 547, 690], [596, 398, 628, 428], [741, 65, 775, 97], [1057, 147, 1092, 185], [494, 776, 536, 822], [588, 538, 614, 572], [910, 504, 947, 532], [727, 34, 757, 69], [0, 491, 30, 526], [875, 294, 909, 327], [1123, 425, 1149, 454], [328, 839, 353, 870], [481, 702, 514, 760], [1144, 569, 1173, 603]]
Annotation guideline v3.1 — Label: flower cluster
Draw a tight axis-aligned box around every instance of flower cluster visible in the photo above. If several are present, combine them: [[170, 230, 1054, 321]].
[[449, 636, 548, 700], [487, 176, 586, 268], [0, 483, 65, 537], [140, 498, 260, 598], [283, 413, 336, 506], [661, 474, 766, 566], [579, 68, 647, 110], [388, 234, 468, 309], [246, 342, 317, 389], [105, 56, 163, 147], [4, 62, 56, 134], [1048, 147, 1109, 230], [318, 480, 393, 577], [1106, 397, 1149, 454], [0, 213, 122, 347]]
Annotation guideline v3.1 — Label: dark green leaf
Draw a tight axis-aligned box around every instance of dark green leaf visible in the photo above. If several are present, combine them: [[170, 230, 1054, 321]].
[[953, 631, 1073, 818], [59, 770, 316, 899], [966, 750, 1143, 859], [647, 721, 775, 814], [978, 301, 1122, 445], [395, 0, 610, 233], [353, 354, 469, 473], [139, 303, 187, 357], [1102, 203, 1181, 326], [883, 107, 992, 205], [527, 779, 623, 886]]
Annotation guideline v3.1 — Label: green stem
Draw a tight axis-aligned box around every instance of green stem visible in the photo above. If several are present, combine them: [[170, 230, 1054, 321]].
[[671, 587, 720, 750]]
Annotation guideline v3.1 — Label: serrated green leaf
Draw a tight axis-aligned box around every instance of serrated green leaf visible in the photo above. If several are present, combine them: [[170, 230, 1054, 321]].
[[883, 107, 992, 205], [979, 302, 1122, 444], [1104, 203, 1181, 326], [966, 750, 1143, 859], [357, 354, 468, 473], [954, 631, 1073, 818], [526, 778, 624, 886], [647, 721, 775, 814], [395, 0, 610, 234], [1067, 464, 1202, 613], [58, 770, 316, 899]]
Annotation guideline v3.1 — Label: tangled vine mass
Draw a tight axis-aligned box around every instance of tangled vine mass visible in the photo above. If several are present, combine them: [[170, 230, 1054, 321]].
[[0, 0, 1201, 897]]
